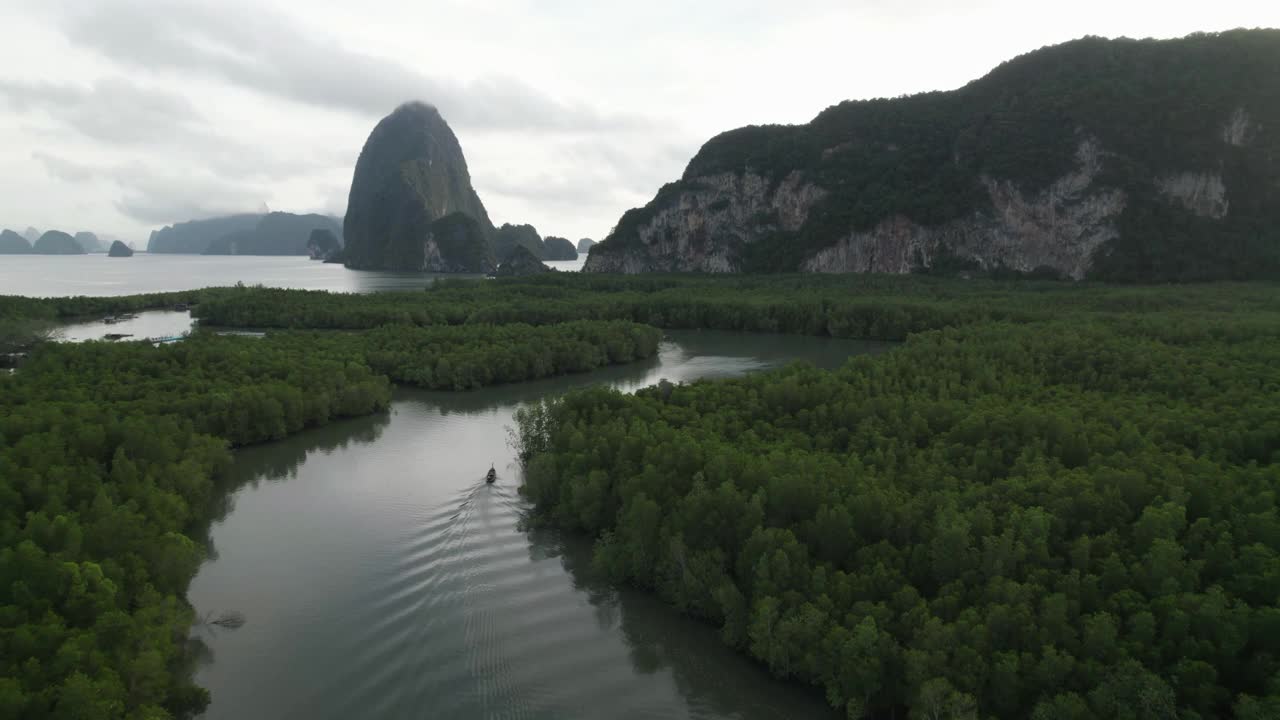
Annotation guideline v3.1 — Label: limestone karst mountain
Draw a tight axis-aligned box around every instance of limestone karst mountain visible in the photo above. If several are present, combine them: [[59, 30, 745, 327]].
[[33, 231, 85, 255], [542, 236, 578, 261], [344, 102, 495, 272], [493, 223, 546, 263], [0, 229, 32, 254], [586, 30, 1280, 281]]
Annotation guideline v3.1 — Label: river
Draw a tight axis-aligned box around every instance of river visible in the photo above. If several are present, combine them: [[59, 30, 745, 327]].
[[187, 330, 891, 720], [0, 254, 587, 297]]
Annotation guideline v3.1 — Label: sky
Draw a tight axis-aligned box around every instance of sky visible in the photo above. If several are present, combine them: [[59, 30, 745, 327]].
[[0, 0, 1277, 245]]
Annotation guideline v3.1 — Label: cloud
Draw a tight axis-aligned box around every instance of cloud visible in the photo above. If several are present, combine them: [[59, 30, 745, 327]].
[[55, 0, 648, 133], [0, 77, 198, 144], [114, 167, 268, 224], [31, 151, 99, 182], [29, 149, 268, 224]]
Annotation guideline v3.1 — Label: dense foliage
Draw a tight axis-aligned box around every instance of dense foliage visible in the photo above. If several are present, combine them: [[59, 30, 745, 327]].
[[268, 321, 661, 391], [595, 30, 1280, 279], [519, 286, 1280, 719], [0, 289, 660, 717], [0, 335, 392, 718], [7, 276, 1280, 718], [187, 273, 1280, 342]]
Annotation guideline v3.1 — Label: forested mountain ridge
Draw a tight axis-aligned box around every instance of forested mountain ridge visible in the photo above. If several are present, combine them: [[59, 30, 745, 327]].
[[203, 213, 343, 256], [147, 214, 261, 253], [147, 213, 343, 255], [585, 30, 1280, 280]]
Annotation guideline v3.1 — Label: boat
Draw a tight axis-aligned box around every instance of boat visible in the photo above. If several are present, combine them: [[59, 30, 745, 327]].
[[485, 465, 497, 484]]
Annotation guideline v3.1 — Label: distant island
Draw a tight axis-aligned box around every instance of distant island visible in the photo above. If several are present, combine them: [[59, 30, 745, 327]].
[[148, 212, 344, 255], [1, 227, 131, 255], [0, 229, 31, 254], [543, 236, 577, 261], [32, 231, 86, 255], [108, 240, 134, 257]]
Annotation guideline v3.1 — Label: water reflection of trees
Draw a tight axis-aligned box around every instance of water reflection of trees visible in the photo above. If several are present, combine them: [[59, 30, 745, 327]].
[[189, 411, 392, 559], [536, 527, 839, 720], [401, 332, 890, 419], [400, 353, 665, 417]]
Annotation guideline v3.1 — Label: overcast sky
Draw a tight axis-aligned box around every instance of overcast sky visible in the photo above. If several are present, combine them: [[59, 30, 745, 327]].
[[0, 0, 1276, 244]]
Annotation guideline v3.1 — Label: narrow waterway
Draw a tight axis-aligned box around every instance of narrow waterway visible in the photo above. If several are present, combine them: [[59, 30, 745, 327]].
[[188, 331, 892, 719]]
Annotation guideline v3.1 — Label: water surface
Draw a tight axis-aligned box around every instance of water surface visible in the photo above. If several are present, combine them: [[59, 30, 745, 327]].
[[1, 254, 587, 297], [189, 331, 890, 720]]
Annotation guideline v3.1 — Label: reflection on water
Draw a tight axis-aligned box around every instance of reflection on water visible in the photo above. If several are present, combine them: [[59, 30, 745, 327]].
[[189, 331, 889, 719]]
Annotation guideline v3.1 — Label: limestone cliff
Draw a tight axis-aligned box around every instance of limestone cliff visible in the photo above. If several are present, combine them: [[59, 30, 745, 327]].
[[803, 140, 1124, 279], [107, 240, 134, 257], [344, 103, 495, 272], [587, 31, 1280, 281]]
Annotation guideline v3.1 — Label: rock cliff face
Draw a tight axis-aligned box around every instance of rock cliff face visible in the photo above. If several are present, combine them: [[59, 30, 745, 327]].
[[577, 238, 596, 254], [586, 171, 826, 273], [33, 231, 86, 255], [0, 229, 32, 254], [107, 240, 134, 257], [344, 103, 495, 272], [804, 140, 1124, 279], [587, 31, 1280, 281]]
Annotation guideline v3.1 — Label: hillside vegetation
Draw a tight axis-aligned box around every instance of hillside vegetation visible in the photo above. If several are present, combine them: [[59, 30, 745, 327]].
[[592, 31, 1280, 280]]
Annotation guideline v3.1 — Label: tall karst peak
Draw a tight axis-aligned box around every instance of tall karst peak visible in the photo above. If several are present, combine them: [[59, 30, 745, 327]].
[[343, 102, 496, 272]]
